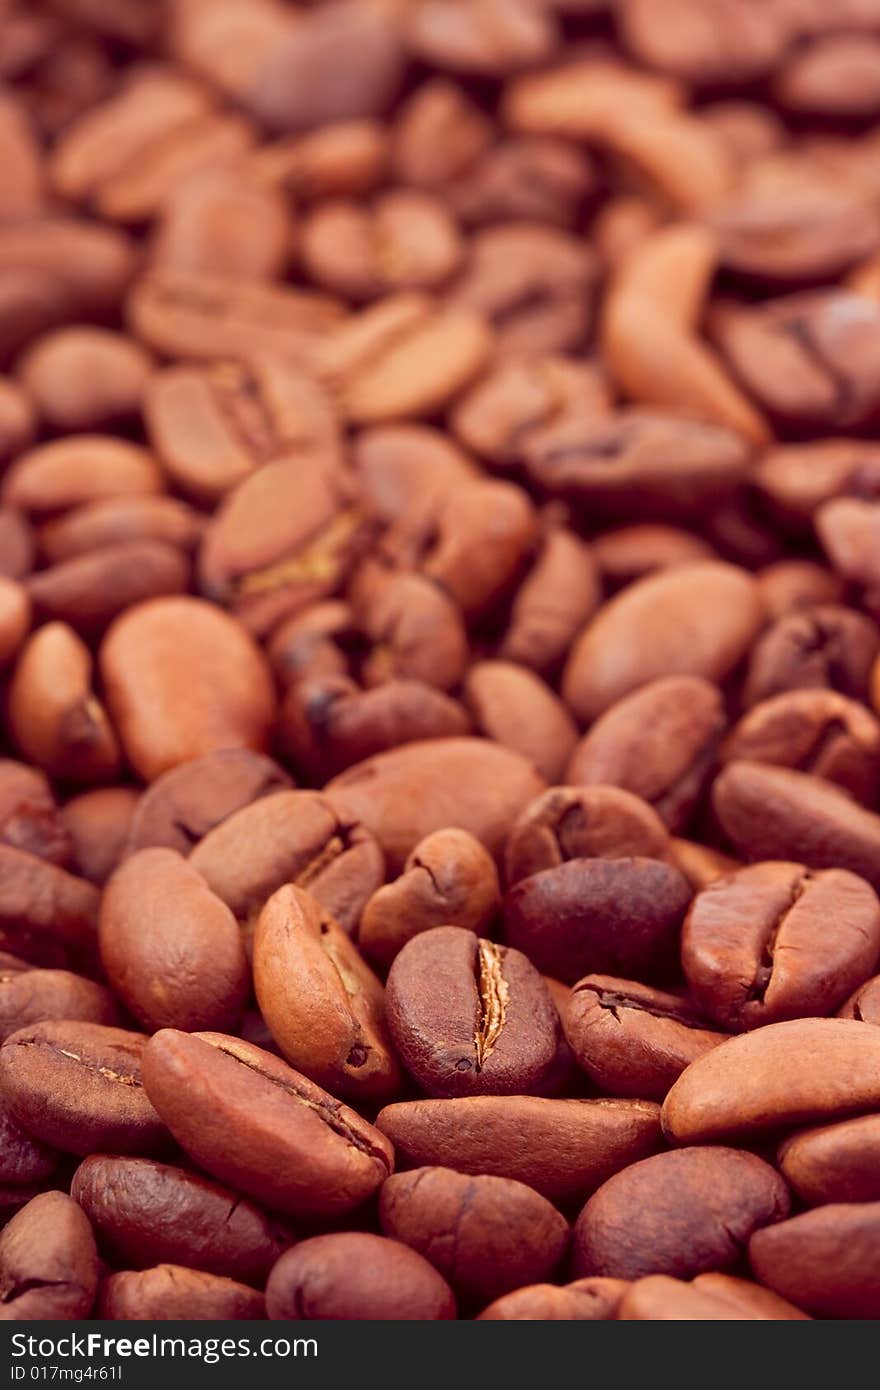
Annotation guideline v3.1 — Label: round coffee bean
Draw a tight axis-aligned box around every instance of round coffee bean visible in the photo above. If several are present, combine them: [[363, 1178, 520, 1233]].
[[266, 1232, 456, 1320], [385, 925, 559, 1096], [0, 1191, 98, 1321]]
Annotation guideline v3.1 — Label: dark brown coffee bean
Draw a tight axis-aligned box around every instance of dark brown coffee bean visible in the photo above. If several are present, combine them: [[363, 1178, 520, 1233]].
[[562, 562, 763, 723], [0, 1190, 98, 1320], [188, 789, 383, 935], [504, 856, 692, 983], [141, 1030, 393, 1218], [779, 1114, 880, 1206], [100, 596, 276, 782], [26, 540, 188, 636], [683, 862, 880, 1030], [0, 1020, 165, 1156], [573, 1146, 789, 1282], [385, 925, 559, 1096], [0, 1093, 59, 1187], [380, 1167, 568, 1306], [71, 1155, 289, 1284], [450, 137, 595, 229], [376, 1096, 661, 1203], [359, 828, 500, 970], [662, 1018, 880, 1145], [266, 1231, 455, 1320], [0, 759, 71, 867], [478, 1277, 627, 1321], [564, 975, 726, 1101], [253, 885, 400, 1101], [351, 569, 468, 692], [710, 185, 880, 285], [744, 605, 880, 707], [750, 1202, 880, 1319], [125, 747, 291, 857], [567, 676, 726, 832], [524, 410, 749, 519], [99, 1265, 266, 1321], [60, 788, 140, 885], [713, 761, 880, 891], [0, 964, 118, 1042], [100, 849, 248, 1033], [505, 786, 670, 886], [327, 737, 546, 873], [0, 508, 35, 581]]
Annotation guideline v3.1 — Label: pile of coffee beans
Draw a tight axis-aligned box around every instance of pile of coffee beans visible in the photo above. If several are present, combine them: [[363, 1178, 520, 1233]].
[[3, 0, 880, 1323]]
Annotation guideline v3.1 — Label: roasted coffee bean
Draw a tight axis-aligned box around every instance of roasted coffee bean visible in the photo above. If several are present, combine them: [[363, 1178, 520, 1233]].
[[463, 662, 577, 783], [71, 1155, 289, 1284], [38, 495, 205, 564], [100, 849, 248, 1034], [713, 761, 880, 891], [562, 562, 763, 723], [779, 1114, 880, 1206], [99, 1266, 266, 1321], [188, 790, 383, 935], [505, 787, 670, 886], [3, 436, 161, 514], [0, 580, 30, 668], [376, 1096, 661, 1203], [566, 677, 726, 833], [253, 885, 400, 1102], [682, 863, 880, 1030], [477, 1277, 628, 1321], [0, 1020, 165, 1155], [18, 327, 151, 432], [266, 1232, 455, 1321], [744, 606, 880, 707], [0, 509, 35, 581], [670, 839, 740, 892], [749, 1203, 880, 1319], [721, 690, 880, 804], [125, 748, 291, 857], [840, 973, 880, 1024], [359, 827, 499, 970], [380, 1167, 568, 1306], [327, 738, 545, 874], [663, 1018, 880, 1145], [385, 926, 559, 1096], [592, 525, 715, 589], [141, 1031, 393, 1218], [757, 560, 844, 620], [100, 597, 276, 782], [504, 857, 692, 983], [0, 759, 71, 867], [26, 541, 189, 636], [0, 845, 99, 967], [564, 976, 726, 1101], [0, 1191, 98, 1321], [0, 964, 117, 1042], [0, 1092, 59, 1187], [573, 1147, 790, 1282], [60, 788, 139, 885], [499, 526, 600, 674], [617, 1273, 806, 1321]]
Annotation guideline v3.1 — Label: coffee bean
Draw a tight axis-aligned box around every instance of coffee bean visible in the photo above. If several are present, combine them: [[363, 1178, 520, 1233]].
[[0, 963, 117, 1041], [0, 845, 99, 967], [840, 973, 880, 1024], [505, 787, 670, 885], [0, 1093, 59, 1187], [750, 1202, 880, 1318], [18, 327, 152, 433], [99, 1265, 265, 1320], [0, 1020, 165, 1156], [683, 862, 880, 1029], [100, 849, 248, 1033], [564, 975, 726, 1100], [778, 1114, 880, 1206], [253, 884, 400, 1101], [573, 1146, 790, 1281], [463, 661, 577, 783], [663, 1018, 880, 1144], [0, 1191, 98, 1320], [0, 759, 71, 866], [504, 856, 692, 983], [477, 1277, 628, 1321], [380, 1167, 569, 1306], [71, 1154, 289, 1283], [266, 1232, 455, 1320], [141, 1030, 393, 1217], [376, 1096, 661, 1203], [60, 788, 139, 885], [744, 605, 880, 707], [617, 1272, 805, 1321], [385, 925, 559, 1096]]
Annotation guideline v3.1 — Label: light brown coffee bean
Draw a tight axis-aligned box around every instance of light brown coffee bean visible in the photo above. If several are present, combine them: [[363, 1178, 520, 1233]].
[[253, 884, 400, 1101], [0, 1191, 98, 1321], [60, 788, 139, 885], [477, 1277, 628, 1321], [18, 327, 152, 432], [2, 436, 162, 514], [463, 661, 577, 783], [744, 605, 880, 707], [663, 1017, 880, 1144], [779, 1113, 880, 1206], [499, 526, 600, 674], [562, 562, 763, 723], [749, 1202, 880, 1319], [99, 1266, 265, 1321], [376, 1095, 661, 1203], [266, 1231, 455, 1320], [141, 1030, 393, 1219], [100, 597, 276, 782], [152, 169, 292, 282], [100, 849, 248, 1033]]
